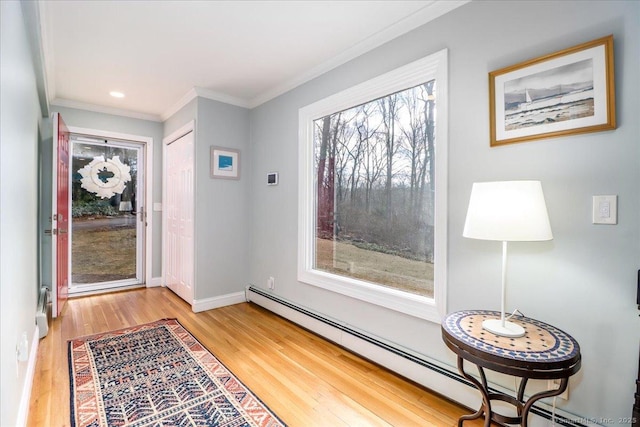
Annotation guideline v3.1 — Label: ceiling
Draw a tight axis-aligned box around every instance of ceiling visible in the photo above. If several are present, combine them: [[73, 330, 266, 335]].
[[39, 1, 465, 121]]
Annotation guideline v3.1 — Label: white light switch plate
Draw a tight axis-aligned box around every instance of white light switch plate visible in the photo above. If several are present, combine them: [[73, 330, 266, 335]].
[[592, 195, 617, 225]]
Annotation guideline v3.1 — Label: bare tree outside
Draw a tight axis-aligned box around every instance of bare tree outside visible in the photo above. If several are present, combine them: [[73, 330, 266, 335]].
[[314, 80, 437, 297]]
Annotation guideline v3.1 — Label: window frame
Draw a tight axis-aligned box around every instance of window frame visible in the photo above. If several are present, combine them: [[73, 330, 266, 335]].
[[298, 49, 448, 322]]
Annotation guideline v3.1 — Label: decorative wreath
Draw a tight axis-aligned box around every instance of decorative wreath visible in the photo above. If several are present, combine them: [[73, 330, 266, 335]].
[[78, 155, 132, 199]]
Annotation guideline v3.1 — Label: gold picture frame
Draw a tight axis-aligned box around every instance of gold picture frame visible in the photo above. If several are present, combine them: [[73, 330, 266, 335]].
[[489, 35, 616, 147]]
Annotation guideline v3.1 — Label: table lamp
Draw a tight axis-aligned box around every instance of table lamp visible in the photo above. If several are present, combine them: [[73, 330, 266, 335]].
[[463, 181, 553, 337]]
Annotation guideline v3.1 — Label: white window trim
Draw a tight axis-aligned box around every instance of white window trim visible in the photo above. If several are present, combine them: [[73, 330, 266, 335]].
[[298, 49, 448, 322]]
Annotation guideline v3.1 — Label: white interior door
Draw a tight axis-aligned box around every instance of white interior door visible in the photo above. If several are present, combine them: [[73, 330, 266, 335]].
[[164, 130, 194, 303]]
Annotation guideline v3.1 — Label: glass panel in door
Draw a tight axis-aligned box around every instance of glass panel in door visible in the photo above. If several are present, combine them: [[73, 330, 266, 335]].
[[70, 138, 143, 291]]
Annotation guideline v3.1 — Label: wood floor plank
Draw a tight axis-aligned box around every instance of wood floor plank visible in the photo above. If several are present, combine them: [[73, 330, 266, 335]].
[[27, 287, 484, 426]]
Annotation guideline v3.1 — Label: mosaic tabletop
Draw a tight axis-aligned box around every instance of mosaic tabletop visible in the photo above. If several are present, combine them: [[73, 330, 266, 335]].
[[442, 310, 581, 371]]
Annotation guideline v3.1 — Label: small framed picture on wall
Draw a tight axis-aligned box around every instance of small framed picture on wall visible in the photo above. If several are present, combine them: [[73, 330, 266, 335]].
[[210, 146, 240, 180]]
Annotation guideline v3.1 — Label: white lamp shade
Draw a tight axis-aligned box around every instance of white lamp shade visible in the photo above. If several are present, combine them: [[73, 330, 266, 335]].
[[463, 181, 553, 242]]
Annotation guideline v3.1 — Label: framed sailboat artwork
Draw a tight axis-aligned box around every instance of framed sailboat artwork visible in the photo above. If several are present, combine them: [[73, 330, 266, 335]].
[[489, 35, 616, 147]]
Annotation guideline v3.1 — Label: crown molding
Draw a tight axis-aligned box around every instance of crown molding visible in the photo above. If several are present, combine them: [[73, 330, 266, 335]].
[[44, 0, 469, 121], [165, 0, 470, 114], [160, 87, 250, 121], [37, 0, 56, 110], [20, 1, 50, 116], [51, 98, 163, 122], [248, 0, 469, 108], [160, 88, 198, 122], [194, 87, 250, 109]]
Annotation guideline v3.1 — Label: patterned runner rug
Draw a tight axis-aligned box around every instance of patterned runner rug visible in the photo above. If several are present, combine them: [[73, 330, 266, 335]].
[[68, 318, 286, 427]]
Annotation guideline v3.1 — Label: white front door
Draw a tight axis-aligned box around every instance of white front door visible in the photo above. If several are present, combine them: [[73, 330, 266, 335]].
[[164, 130, 194, 303], [68, 135, 145, 293]]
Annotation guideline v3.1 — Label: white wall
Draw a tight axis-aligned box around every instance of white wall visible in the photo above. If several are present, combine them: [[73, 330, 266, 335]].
[[0, 1, 43, 425], [248, 0, 640, 421]]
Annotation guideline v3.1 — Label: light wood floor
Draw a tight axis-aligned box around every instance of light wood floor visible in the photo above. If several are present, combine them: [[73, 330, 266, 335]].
[[28, 287, 483, 426]]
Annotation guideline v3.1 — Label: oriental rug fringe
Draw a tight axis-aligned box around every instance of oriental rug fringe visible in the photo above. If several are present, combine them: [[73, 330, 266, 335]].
[[68, 318, 286, 427]]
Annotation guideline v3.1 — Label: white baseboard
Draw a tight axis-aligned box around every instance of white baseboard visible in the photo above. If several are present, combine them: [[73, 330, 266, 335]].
[[147, 276, 163, 287], [16, 327, 39, 427], [192, 291, 246, 313], [246, 286, 584, 427]]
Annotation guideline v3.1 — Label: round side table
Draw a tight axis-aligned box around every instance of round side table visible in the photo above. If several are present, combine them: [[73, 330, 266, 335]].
[[441, 310, 581, 427]]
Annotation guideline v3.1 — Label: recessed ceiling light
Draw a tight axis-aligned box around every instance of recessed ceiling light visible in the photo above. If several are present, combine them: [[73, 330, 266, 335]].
[[109, 91, 125, 98]]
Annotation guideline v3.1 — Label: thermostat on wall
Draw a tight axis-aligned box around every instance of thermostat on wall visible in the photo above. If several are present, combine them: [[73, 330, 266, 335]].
[[267, 172, 278, 186]]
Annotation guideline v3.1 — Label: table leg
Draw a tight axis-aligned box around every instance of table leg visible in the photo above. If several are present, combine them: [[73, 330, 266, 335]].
[[457, 356, 492, 427], [521, 377, 569, 427], [516, 377, 529, 417]]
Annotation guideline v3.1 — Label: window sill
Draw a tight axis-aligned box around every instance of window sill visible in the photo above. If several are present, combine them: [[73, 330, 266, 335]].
[[298, 268, 443, 322]]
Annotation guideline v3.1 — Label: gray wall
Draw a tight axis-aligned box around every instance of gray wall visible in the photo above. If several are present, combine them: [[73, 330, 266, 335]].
[[163, 99, 196, 138], [48, 106, 165, 279], [248, 0, 640, 420], [0, 2, 42, 425], [194, 98, 250, 300], [163, 97, 251, 301]]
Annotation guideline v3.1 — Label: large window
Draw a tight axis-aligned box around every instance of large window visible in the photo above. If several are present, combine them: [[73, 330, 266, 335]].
[[298, 50, 448, 321]]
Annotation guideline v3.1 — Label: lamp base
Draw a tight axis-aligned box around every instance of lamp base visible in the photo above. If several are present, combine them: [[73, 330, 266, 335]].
[[482, 318, 525, 338]]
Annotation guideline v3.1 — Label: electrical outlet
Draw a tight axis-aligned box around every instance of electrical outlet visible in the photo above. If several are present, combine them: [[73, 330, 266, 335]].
[[268, 277, 275, 290], [547, 378, 569, 400]]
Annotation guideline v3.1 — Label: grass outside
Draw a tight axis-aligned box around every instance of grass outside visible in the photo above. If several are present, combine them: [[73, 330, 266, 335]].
[[72, 219, 136, 284], [71, 222, 433, 295], [315, 238, 434, 297]]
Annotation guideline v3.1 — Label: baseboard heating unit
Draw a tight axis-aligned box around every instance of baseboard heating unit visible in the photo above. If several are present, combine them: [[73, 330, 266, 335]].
[[245, 285, 587, 427], [36, 286, 51, 338]]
